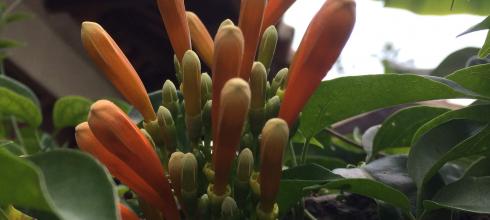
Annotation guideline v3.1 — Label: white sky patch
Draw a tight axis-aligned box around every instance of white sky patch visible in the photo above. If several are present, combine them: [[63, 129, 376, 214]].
[[283, 0, 487, 80]]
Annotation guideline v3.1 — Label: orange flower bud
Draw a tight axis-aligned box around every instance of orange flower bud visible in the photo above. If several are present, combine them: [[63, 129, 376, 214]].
[[81, 22, 156, 122], [212, 78, 251, 195], [238, 0, 267, 80], [262, 0, 296, 32], [156, 0, 191, 61], [75, 122, 164, 213], [278, 0, 356, 127], [186, 11, 214, 68], [259, 118, 289, 213], [119, 203, 139, 220], [87, 100, 180, 220], [211, 25, 244, 142]]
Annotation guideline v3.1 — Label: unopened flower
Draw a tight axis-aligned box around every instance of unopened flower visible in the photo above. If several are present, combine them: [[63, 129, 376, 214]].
[[269, 68, 288, 99], [213, 78, 251, 196], [201, 72, 212, 106], [81, 22, 156, 122], [157, 106, 178, 153], [249, 62, 267, 136], [259, 118, 289, 213], [75, 122, 165, 215], [119, 203, 139, 220], [186, 11, 214, 68], [155, 0, 191, 61], [162, 80, 180, 117], [238, 0, 267, 80], [168, 151, 184, 198], [262, 0, 296, 32], [279, 0, 356, 127], [257, 26, 278, 73], [182, 50, 203, 142], [87, 100, 180, 220], [211, 25, 244, 140]]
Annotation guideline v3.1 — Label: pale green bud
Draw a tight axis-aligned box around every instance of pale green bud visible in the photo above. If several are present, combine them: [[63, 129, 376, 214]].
[[220, 197, 239, 220], [162, 80, 179, 117], [257, 26, 278, 73], [174, 54, 183, 84], [269, 68, 288, 98], [201, 72, 212, 106], [265, 96, 280, 120], [157, 106, 178, 153]]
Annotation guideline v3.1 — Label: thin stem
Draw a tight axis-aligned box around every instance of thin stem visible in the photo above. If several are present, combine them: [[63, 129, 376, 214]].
[[325, 128, 363, 149], [304, 209, 317, 220], [10, 116, 24, 149], [288, 141, 298, 167], [300, 137, 311, 165]]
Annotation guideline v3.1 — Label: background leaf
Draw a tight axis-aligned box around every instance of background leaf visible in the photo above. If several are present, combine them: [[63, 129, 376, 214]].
[[446, 64, 490, 98], [383, 0, 490, 16], [0, 75, 40, 107], [430, 47, 480, 77], [0, 87, 42, 127], [52, 96, 92, 129]]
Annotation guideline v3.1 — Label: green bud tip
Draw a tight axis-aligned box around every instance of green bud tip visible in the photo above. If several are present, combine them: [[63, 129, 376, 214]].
[[182, 50, 202, 117], [265, 96, 281, 119], [174, 54, 183, 83], [140, 128, 156, 147], [221, 196, 239, 218], [258, 25, 278, 71], [250, 62, 267, 109], [157, 106, 175, 128], [162, 80, 178, 103], [201, 72, 212, 103], [237, 148, 254, 182]]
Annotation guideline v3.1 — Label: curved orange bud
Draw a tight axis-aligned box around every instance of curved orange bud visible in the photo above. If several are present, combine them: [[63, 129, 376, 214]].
[[238, 0, 266, 80], [262, 0, 296, 32], [156, 0, 191, 61], [212, 78, 251, 195], [119, 203, 139, 220], [186, 11, 214, 68], [259, 118, 289, 213], [278, 0, 356, 127], [211, 25, 244, 143], [81, 22, 156, 122], [75, 122, 165, 213], [87, 100, 180, 220]]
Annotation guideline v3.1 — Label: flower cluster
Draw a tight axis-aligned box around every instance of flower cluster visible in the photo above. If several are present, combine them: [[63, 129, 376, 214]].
[[75, 0, 355, 219]]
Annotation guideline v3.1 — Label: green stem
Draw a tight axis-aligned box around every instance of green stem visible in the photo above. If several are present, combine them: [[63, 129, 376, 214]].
[[304, 209, 317, 220], [10, 116, 24, 149], [288, 141, 297, 167], [300, 138, 311, 165]]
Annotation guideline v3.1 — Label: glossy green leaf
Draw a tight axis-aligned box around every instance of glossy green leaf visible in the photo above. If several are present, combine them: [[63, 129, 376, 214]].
[[324, 178, 411, 212], [431, 47, 480, 77], [413, 104, 490, 141], [462, 156, 490, 178], [52, 96, 92, 129], [0, 149, 56, 215], [446, 64, 490, 98], [424, 176, 490, 214], [278, 164, 342, 217], [0, 75, 40, 106], [0, 140, 25, 156], [300, 74, 481, 139], [0, 87, 42, 127], [28, 150, 119, 220], [371, 106, 449, 160], [384, 0, 490, 16]]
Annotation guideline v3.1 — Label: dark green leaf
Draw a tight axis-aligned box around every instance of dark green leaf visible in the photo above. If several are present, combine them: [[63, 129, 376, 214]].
[[278, 164, 342, 217], [0, 75, 40, 106], [52, 96, 92, 129], [446, 64, 490, 98], [0, 87, 42, 127], [300, 74, 480, 139], [459, 16, 490, 36], [463, 157, 490, 178], [431, 47, 480, 77], [28, 150, 118, 220], [371, 106, 449, 160], [384, 0, 490, 16], [4, 12, 31, 23], [0, 140, 24, 155], [424, 177, 490, 214], [324, 178, 411, 212]]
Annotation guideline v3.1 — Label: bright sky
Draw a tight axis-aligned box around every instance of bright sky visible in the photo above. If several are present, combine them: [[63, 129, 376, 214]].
[[283, 0, 487, 79]]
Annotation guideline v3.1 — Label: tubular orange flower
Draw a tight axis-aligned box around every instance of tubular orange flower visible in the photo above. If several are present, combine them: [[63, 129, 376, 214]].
[[186, 11, 214, 68], [261, 0, 296, 32], [278, 0, 356, 127], [75, 122, 165, 213], [238, 0, 267, 80], [119, 203, 139, 220], [259, 118, 289, 213], [87, 100, 180, 220], [156, 0, 191, 61], [81, 22, 156, 122], [211, 25, 244, 142], [213, 78, 251, 196]]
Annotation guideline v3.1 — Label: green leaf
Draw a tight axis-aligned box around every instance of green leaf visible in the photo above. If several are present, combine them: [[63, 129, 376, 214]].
[[371, 106, 449, 160], [0, 75, 40, 106], [459, 16, 490, 36], [324, 178, 411, 212], [361, 125, 380, 158], [52, 96, 92, 129], [0, 39, 22, 49], [278, 164, 342, 217], [0, 140, 25, 155], [300, 74, 480, 139], [384, 0, 490, 16], [478, 31, 490, 58], [413, 104, 490, 141], [424, 176, 490, 214], [0, 149, 56, 215], [446, 64, 490, 98], [0, 87, 42, 127], [4, 12, 31, 23], [28, 150, 118, 220], [431, 47, 480, 77], [462, 156, 490, 178]]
